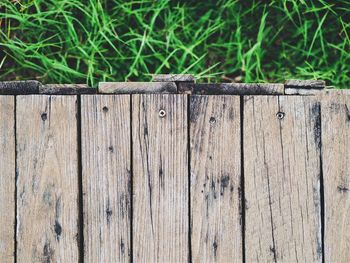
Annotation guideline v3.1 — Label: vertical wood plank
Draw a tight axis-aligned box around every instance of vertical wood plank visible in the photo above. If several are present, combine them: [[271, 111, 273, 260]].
[[0, 96, 15, 263], [244, 96, 322, 262], [322, 91, 350, 262], [81, 95, 131, 262], [132, 94, 188, 262], [16, 95, 79, 262], [190, 96, 242, 263]]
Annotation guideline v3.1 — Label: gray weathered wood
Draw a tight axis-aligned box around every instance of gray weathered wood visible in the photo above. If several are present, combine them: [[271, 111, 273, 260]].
[[81, 95, 131, 263], [99, 82, 177, 94], [132, 94, 188, 262], [0, 80, 40, 94], [285, 88, 324, 95], [285, 79, 325, 89], [322, 91, 350, 262], [40, 84, 96, 94], [244, 96, 322, 262], [180, 83, 284, 95], [0, 96, 15, 263], [190, 95, 242, 263], [152, 74, 195, 82], [16, 95, 79, 262]]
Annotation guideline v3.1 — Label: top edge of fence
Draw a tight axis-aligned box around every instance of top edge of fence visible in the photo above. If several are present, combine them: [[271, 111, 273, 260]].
[[0, 75, 343, 96]]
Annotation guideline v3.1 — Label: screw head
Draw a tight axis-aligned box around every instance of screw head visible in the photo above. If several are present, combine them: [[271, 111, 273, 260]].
[[276, 111, 285, 119], [209, 117, 216, 124], [159, 109, 166, 118]]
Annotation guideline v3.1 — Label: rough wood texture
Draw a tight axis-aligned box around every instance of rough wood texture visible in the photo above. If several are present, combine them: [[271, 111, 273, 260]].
[[0, 80, 40, 94], [152, 74, 195, 82], [40, 84, 96, 94], [132, 94, 188, 262], [190, 95, 242, 263], [16, 95, 79, 262], [322, 92, 350, 262], [285, 79, 325, 89], [0, 96, 15, 263], [285, 88, 324, 95], [99, 82, 177, 94], [81, 95, 131, 263], [244, 96, 322, 262], [180, 83, 284, 95]]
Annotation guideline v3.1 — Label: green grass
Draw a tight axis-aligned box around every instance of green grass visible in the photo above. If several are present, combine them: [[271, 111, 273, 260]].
[[0, 0, 349, 88]]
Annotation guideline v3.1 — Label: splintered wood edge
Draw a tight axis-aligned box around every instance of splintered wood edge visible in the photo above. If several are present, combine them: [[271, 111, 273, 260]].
[[98, 82, 177, 94]]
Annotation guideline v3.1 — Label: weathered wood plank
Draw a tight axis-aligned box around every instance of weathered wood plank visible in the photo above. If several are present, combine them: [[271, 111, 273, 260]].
[[0, 81, 40, 94], [152, 74, 195, 82], [179, 83, 284, 95], [132, 94, 188, 262], [99, 82, 177, 94], [244, 96, 322, 262], [322, 92, 350, 262], [0, 96, 15, 263], [40, 84, 96, 94], [16, 95, 79, 262], [81, 95, 131, 262], [284, 88, 324, 95], [284, 79, 325, 89], [190, 95, 242, 263]]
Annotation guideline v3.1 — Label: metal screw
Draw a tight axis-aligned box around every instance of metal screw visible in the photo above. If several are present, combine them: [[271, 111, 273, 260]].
[[159, 109, 166, 118], [209, 117, 216, 124], [276, 111, 285, 119]]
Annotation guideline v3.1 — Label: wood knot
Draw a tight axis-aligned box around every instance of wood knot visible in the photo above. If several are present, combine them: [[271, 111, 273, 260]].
[[102, 106, 109, 113]]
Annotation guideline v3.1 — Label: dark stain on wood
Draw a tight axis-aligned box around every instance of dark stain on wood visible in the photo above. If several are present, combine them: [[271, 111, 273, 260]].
[[106, 200, 113, 224], [54, 197, 62, 240], [213, 237, 218, 258], [311, 102, 321, 149], [41, 113, 48, 121], [120, 239, 125, 255], [220, 174, 230, 195], [108, 145, 114, 153], [43, 241, 54, 263], [345, 104, 350, 122], [337, 185, 349, 193], [189, 96, 203, 123], [102, 106, 109, 113], [54, 220, 62, 240]]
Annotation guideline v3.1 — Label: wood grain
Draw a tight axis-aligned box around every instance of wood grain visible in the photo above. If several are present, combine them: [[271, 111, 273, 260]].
[[185, 83, 284, 95], [81, 95, 131, 262], [244, 96, 322, 262], [132, 94, 188, 262], [0, 96, 15, 263], [322, 91, 350, 262], [99, 82, 177, 94], [190, 95, 242, 263], [16, 95, 79, 262]]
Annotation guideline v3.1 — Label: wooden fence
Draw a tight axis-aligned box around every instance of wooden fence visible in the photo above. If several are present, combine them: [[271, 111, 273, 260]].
[[0, 77, 349, 262]]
